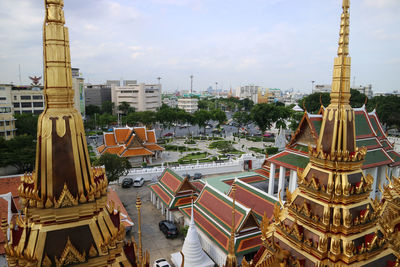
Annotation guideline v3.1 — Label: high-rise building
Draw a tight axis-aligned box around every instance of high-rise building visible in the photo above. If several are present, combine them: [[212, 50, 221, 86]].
[[0, 84, 16, 140], [177, 98, 198, 113], [84, 84, 112, 108], [72, 68, 85, 117], [111, 83, 161, 112]]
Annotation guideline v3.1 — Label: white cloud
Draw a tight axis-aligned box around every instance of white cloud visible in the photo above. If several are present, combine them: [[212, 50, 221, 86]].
[[363, 0, 399, 8]]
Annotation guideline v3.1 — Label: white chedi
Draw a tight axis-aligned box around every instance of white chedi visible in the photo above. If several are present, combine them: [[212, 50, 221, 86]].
[[171, 201, 214, 267]]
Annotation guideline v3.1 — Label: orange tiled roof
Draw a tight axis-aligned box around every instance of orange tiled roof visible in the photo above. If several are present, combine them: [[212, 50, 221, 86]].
[[97, 145, 106, 153], [103, 146, 124, 155], [134, 127, 147, 142], [146, 130, 156, 143], [107, 188, 134, 228], [114, 128, 132, 144], [0, 198, 8, 254], [121, 148, 154, 157], [104, 133, 117, 146], [144, 144, 164, 151], [0, 176, 21, 210]]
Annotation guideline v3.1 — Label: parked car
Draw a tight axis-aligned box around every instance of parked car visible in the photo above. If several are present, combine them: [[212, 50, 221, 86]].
[[159, 220, 178, 238], [193, 173, 202, 180], [163, 132, 173, 137], [133, 177, 144, 187], [121, 178, 133, 188], [263, 132, 275, 138], [154, 258, 171, 267]]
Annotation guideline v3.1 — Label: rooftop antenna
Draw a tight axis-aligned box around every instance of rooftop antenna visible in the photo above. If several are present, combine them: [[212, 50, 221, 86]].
[[18, 64, 22, 85], [190, 75, 193, 95], [311, 80, 315, 93]]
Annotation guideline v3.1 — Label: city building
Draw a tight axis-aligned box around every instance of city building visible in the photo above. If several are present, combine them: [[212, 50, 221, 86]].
[[72, 68, 85, 116], [97, 126, 164, 165], [162, 95, 178, 108], [9, 85, 45, 115], [0, 84, 16, 140], [111, 83, 161, 112], [257, 88, 269, 104], [177, 98, 198, 113], [235, 85, 261, 103], [84, 84, 112, 108], [314, 84, 374, 99], [3, 2, 147, 266]]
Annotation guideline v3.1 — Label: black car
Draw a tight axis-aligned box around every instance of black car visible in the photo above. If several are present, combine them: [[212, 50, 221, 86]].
[[159, 220, 178, 238], [193, 173, 202, 180], [121, 178, 133, 188]]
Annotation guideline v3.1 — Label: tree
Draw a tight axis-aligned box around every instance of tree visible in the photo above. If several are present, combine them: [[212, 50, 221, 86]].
[[85, 105, 101, 117], [299, 93, 330, 113], [212, 109, 227, 125], [250, 103, 291, 132], [193, 110, 211, 134], [118, 101, 134, 115], [156, 105, 176, 134], [99, 113, 117, 128], [233, 111, 250, 133], [241, 98, 254, 111], [349, 88, 367, 108], [137, 111, 157, 127], [101, 101, 114, 114], [94, 153, 131, 182], [367, 95, 400, 129], [14, 113, 38, 137], [0, 135, 36, 173]]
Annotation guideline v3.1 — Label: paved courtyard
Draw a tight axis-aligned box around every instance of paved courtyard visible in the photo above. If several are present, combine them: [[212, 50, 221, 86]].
[[111, 183, 184, 265]]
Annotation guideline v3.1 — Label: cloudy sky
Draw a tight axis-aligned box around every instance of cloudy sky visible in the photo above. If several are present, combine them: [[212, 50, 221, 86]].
[[0, 0, 399, 93]]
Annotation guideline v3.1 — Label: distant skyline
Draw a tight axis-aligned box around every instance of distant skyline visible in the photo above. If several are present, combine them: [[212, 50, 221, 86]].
[[0, 0, 399, 93]]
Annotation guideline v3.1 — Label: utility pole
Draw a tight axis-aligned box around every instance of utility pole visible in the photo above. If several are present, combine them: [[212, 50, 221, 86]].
[[157, 77, 161, 84], [190, 75, 193, 95], [215, 82, 218, 97]]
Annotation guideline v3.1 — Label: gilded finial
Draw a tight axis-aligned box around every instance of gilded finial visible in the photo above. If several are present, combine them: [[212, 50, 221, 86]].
[[136, 195, 143, 265], [224, 182, 238, 267]]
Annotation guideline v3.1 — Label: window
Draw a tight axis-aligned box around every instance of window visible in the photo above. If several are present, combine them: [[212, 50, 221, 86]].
[[0, 122, 3, 126], [0, 97, 6, 101], [121, 91, 133, 93], [14, 96, 17, 100], [34, 110, 43, 115], [33, 95, 43, 100], [6, 131, 11, 136], [13, 103, 20, 108], [21, 95, 31, 100], [0, 107, 11, 113], [5, 121, 10, 126], [21, 102, 32, 108], [33, 102, 43, 107], [22, 110, 31, 114]]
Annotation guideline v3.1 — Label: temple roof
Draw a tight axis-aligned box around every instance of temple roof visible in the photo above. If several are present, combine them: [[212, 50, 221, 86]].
[[98, 126, 164, 158], [179, 184, 261, 255], [149, 168, 197, 209], [270, 105, 400, 170]]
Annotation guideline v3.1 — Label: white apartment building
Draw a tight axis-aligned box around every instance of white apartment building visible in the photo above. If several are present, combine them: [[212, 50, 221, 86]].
[[235, 85, 261, 103], [314, 84, 373, 99], [11, 86, 45, 115], [111, 83, 161, 112], [0, 85, 16, 140], [177, 98, 198, 113]]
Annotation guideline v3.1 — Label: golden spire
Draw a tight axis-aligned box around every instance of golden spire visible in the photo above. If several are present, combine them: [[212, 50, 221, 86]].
[[316, 0, 356, 156], [330, 0, 351, 106], [20, 0, 103, 209], [136, 195, 143, 265], [224, 182, 238, 267]]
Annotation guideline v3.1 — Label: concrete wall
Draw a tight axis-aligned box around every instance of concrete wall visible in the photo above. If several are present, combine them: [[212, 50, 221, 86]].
[[118, 154, 264, 183]]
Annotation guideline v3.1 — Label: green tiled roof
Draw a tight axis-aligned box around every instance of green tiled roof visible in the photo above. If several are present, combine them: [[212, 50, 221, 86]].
[[356, 138, 379, 148], [388, 151, 400, 164], [363, 149, 391, 167], [272, 152, 309, 169], [206, 172, 261, 193], [369, 116, 383, 137], [355, 113, 373, 136], [293, 144, 309, 153]]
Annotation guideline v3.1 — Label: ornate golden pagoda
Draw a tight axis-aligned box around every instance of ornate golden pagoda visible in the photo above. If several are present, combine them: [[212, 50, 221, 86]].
[[253, 0, 400, 266], [1, 1, 148, 266]]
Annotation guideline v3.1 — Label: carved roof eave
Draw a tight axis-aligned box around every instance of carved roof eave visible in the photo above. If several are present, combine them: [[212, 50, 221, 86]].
[[287, 112, 319, 147]]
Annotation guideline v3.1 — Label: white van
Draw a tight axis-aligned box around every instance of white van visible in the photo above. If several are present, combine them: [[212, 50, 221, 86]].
[[133, 177, 144, 187]]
